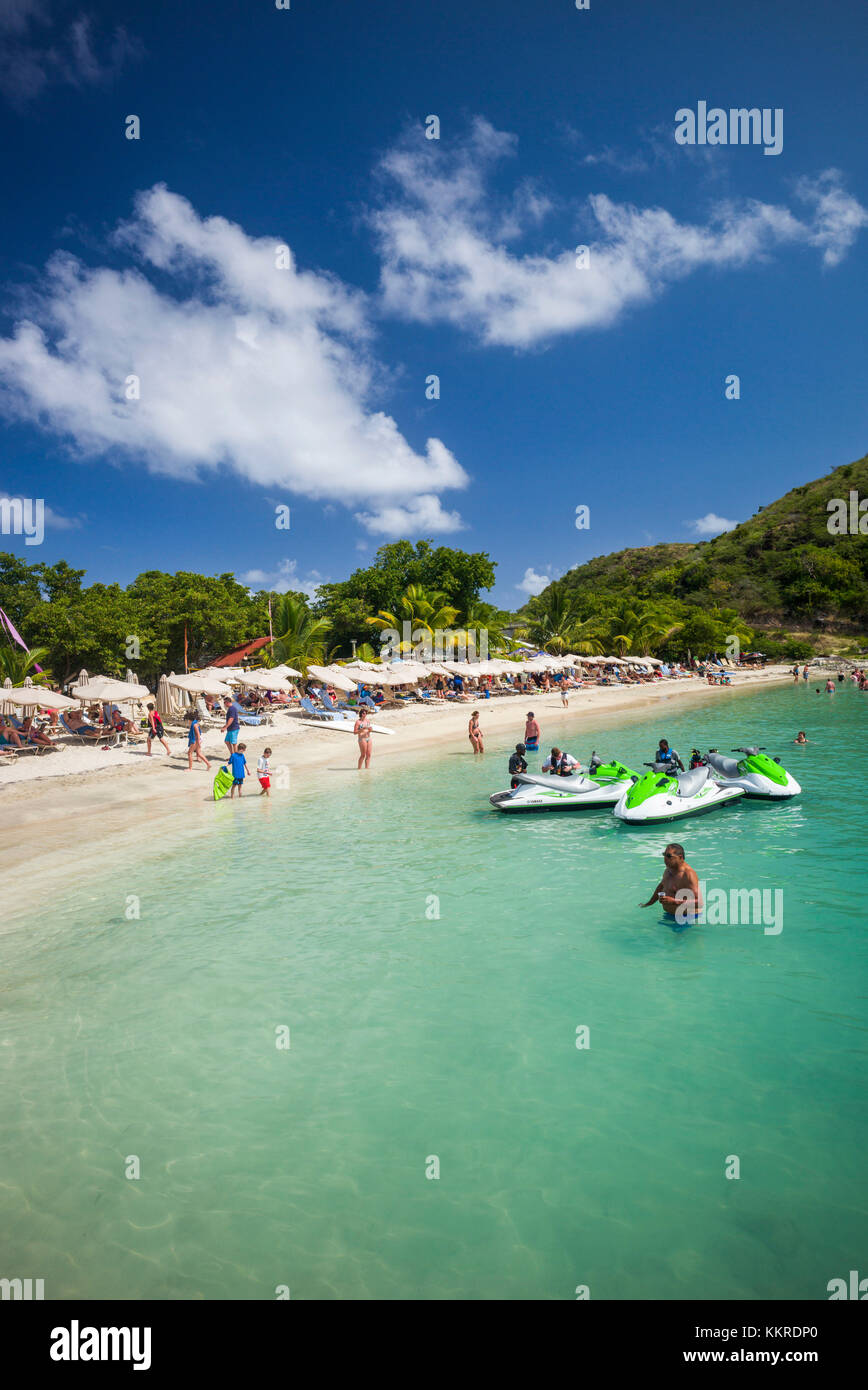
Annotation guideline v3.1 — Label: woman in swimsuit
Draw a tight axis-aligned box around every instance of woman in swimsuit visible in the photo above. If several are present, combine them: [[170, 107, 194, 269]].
[[354, 707, 372, 770], [186, 710, 211, 771], [468, 709, 484, 755]]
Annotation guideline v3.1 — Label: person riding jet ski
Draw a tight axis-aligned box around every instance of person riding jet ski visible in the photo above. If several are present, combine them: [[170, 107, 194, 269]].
[[654, 738, 684, 771], [542, 747, 581, 776]]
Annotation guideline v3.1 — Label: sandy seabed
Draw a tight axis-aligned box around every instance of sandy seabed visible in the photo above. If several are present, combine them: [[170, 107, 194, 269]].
[[0, 665, 800, 908]]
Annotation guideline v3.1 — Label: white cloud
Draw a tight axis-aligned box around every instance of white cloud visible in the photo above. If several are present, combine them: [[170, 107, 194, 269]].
[[0, 4, 141, 106], [240, 559, 324, 600], [688, 512, 739, 536], [516, 566, 552, 596], [0, 186, 469, 530], [354, 492, 464, 537], [371, 121, 868, 347]]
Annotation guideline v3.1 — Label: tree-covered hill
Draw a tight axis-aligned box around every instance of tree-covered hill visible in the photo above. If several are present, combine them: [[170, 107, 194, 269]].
[[537, 452, 868, 639]]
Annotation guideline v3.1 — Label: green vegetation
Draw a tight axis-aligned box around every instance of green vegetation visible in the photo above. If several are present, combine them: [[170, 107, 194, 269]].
[[0, 540, 502, 683], [2, 456, 865, 681], [522, 453, 868, 658]]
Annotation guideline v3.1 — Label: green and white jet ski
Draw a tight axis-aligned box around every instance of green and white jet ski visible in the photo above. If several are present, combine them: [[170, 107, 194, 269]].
[[613, 761, 745, 824], [705, 746, 801, 799], [489, 752, 637, 812]]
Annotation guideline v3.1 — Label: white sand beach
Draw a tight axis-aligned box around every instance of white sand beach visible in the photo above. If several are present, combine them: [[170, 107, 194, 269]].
[[1, 666, 797, 894]]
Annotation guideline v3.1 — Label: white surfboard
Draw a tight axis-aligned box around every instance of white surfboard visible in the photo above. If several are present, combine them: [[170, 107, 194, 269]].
[[298, 719, 395, 736]]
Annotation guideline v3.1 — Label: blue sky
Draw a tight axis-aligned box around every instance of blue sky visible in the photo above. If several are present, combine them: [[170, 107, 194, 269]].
[[0, 0, 866, 609]]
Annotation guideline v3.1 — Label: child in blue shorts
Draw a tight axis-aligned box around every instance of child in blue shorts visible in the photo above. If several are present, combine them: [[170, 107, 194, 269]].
[[229, 743, 248, 798]]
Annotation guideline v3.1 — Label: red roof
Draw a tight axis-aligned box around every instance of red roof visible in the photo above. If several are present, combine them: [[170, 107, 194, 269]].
[[212, 637, 272, 667]]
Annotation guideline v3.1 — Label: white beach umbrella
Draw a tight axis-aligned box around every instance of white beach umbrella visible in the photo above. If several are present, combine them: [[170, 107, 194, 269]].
[[261, 663, 301, 679], [2, 686, 78, 714], [168, 673, 235, 697], [387, 660, 429, 682], [235, 670, 293, 693], [77, 668, 90, 686], [3, 686, 79, 710], [71, 676, 151, 703], [307, 664, 357, 692], [341, 666, 398, 687], [195, 666, 243, 683]]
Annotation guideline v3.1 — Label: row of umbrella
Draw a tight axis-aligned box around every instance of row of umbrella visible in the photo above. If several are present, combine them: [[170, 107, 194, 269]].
[[3, 651, 668, 718]]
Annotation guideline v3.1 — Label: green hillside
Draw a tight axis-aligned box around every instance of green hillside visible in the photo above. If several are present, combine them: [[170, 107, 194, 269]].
[[525, 453, 868, 656]]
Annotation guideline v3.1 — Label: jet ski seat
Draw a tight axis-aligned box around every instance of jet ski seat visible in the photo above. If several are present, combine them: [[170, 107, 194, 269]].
[[677, 766, 710, 798], [706, 752, 740, 778]]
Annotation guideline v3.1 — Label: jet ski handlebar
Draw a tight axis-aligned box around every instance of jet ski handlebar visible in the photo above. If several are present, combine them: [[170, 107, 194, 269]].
[[732, 746, 764, 753]]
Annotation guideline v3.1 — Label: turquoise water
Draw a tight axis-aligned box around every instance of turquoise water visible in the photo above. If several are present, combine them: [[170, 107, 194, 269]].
[[1, 681, 866, 1300]]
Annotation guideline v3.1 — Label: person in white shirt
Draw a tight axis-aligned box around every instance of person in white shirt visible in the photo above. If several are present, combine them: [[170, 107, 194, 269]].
[[541, 747, 581, 776], [257, 747, 272, 796]]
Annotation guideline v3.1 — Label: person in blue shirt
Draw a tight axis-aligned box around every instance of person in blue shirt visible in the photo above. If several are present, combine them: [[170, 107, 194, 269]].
[[223, 696, 242, 760], [228, 742, 248, 797], [654, 738, 684, 771]]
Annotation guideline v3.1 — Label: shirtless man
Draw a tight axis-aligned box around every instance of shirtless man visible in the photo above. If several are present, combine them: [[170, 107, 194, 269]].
[[639, 844, 702, 922]]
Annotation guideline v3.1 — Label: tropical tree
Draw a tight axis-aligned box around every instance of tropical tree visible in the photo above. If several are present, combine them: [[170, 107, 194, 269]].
[[367, 584, 459, 656], [517, 583, 591, 654], [606, 603, 684, 656], [0, 643, 53, 685], [269, 593, 331, 675], [567, 616, 608, 657]]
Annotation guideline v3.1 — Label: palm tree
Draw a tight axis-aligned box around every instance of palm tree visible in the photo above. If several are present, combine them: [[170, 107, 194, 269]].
[[367, 584, 460, 656], [568, 615, 608, 657], [514, 583, 575, 653], [606, 603, 683, 656], [269, 594, 331, 677], [0, 643, 52, 685]]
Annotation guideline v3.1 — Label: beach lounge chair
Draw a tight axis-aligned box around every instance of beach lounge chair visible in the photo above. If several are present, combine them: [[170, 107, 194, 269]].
[[0, 732, 50, 756], [299, 696, 338, 721], [317, 691, 351, 716], [60, 713, 122, 747], [0, 735, 43, 757]]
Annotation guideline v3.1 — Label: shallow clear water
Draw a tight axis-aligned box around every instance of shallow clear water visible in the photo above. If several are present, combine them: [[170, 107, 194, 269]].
[[1, 681, 866, 1300]]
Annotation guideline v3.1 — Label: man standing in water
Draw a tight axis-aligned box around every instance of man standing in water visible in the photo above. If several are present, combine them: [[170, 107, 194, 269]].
[[524, 711, 540, 752], [639, 844, 702, 923]]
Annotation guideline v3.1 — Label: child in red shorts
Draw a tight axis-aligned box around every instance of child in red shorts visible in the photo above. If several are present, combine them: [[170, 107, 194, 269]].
[[258, 747, 272, 796]]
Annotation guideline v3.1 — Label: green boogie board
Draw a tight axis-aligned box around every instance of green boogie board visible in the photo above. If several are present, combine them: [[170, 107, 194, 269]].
[[213, 766, 234, 802]]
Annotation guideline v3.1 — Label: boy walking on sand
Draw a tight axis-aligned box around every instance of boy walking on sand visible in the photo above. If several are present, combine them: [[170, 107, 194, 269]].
[[229, 742, 248, 798], [258, 747, 272, 796]]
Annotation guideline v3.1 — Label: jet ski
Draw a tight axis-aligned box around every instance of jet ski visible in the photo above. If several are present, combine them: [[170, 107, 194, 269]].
[[489, 752, 636, 812], [705, 746, 801, 799], [613, 761, 745, 824]]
